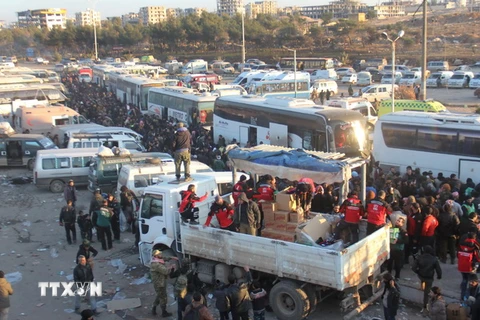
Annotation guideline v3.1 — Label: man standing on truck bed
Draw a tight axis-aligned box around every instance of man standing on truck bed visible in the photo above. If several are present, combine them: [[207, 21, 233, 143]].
[[235, 193, 262, 236], [205, 195, 236, 231], [172, 122, 192, 182], [366, 190, 392, 235]]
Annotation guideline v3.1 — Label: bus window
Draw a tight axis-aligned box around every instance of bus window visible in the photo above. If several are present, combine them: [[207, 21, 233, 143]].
[[303, 131, 312, 150], [417, 128, 457, 153], [381, 123, 416, 149], [459, 133, 480, 157], [73, 142, 81, 148]]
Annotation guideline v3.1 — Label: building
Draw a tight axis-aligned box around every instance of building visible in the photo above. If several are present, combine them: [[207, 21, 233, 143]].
[[184, 7, 207, 16], [0, 20, 6, 29], [75, 8, 101, 27], [166, 8, 185, 18], [139, 6, 167, 25], [282, 0, 368, 19], [245, 1, 278, 18], [122, 12, 140, 26], [17, 8, 67, 29], [373, 3, 406, 18], [217, 0, 244, 16]]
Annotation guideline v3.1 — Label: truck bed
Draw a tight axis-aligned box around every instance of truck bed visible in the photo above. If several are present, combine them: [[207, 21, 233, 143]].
[[180, 223, 389, 291]]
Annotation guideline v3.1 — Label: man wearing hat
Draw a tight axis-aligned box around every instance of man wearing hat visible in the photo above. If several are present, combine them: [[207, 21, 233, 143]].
[[64, 179, 77, 207], [76, 239, 98, 269], [151, 250, 173, 317], [172, 122, 192, 182]]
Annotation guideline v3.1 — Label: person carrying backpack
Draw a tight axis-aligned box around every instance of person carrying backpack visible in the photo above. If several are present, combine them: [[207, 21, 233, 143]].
[[183, 292, 213, 320]]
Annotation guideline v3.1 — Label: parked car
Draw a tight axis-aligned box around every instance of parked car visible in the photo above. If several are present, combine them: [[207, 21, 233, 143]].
[[342, 73, 357, 84], [356, 71, 372, 86], [335, 67, 355, 77]]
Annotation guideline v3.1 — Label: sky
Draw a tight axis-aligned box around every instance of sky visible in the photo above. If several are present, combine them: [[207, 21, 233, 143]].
[[1, 0, 381, 24]]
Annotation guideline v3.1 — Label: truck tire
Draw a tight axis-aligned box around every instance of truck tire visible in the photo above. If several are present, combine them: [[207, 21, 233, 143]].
[[269, 281, 310, 320], [50, 180, 65, 193]]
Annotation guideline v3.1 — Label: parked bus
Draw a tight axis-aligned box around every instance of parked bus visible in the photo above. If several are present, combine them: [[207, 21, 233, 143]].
[[0, 75, 44, 86], [147, 87, 217, 127], [246, 79, 310, 99], [92, 65, 115, 87], [213, 95, 369, 157], [278, 57, 335, 72], [373, 111, 480, 182], [115, 75, 177, 112]]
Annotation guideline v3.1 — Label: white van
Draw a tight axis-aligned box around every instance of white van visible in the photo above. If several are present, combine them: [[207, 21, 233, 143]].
[[326, 98, 378, 126], [426, 71, 454, 88], [448, 71, 475, 88], [34, 148, 98, 192], [78, 127, 143, 142], [427, 61, 450, 72], [381, 72, 402, 85], [231, 71, 261, 87], [117, 163, 231, 197], [310, 69, 338, 81], [181, 59, 208, 74], [353, 84, 395, 102], [67, 133, 146, 152], [399, 71, 421, 86], [310, 79, 338, 96]]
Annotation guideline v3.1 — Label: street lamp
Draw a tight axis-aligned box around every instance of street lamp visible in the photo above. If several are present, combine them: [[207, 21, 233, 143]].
[[382, 30, 404, 113], [241, 8, 245, 64], [88, 0, 99, 61], [283, 46, 297, 98]]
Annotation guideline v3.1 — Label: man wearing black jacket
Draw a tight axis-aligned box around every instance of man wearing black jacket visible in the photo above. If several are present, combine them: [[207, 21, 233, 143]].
[[76, 240, 98, 268], [74, 255, 97, 314], [381, 273, 400, 320], [59, 200, 77, 245], [227, 266, 252, 320], [412, 245, 442, 313], [172, 122, 192, 181]]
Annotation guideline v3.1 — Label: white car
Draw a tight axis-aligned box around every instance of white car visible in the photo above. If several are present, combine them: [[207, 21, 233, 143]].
[[341, 73, 357, 84], [35, 57, 49, 65], [335, 67, 355, 77]]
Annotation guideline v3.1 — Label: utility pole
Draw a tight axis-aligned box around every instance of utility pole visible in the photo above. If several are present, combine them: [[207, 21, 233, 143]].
[[421, 0, 427, 100]]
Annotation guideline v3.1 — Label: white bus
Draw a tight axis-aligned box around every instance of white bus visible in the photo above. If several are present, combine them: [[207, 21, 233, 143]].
[[213, 95, 369, 157], [246, 79, 311, 99], [278, 57, 335, 72], [147, 87, 217, 127], [92, 65, 115, 87], [115, 75, 177, 112], [373, 111, 480, 182]]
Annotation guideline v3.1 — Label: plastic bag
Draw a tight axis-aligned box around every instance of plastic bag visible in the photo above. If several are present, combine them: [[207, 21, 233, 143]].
[[118, 148, 131, 156], [119, 209, 128, 232], [5, 271, 22, 284], [97, 146, 114, 156], [325, 240, 344, 251]]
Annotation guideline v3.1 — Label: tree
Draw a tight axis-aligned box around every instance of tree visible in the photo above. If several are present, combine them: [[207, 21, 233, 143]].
[[321, 12, 333, 25]]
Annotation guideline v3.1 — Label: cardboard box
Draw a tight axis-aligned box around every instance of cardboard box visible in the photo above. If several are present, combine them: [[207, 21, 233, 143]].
[[446, 303, 468, 320], [274, 211, 290, 222], [261, 229, 276, 239], [275, 192, 296, 211], [265, 221, 276, 229], [289, 212, 304, 223], [270, 230, 296, 242], [286, 222, 298, 232], [261, 202, 277, 213], [273, 221, 287, 231]]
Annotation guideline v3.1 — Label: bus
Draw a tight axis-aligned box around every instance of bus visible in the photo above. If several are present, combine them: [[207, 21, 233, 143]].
[[92, 64, 115, 87], [115, 75, 178, 112], [278, 57, 335, 72], [213, 95, 369, 157], [373, 111, 480, 182], [246, 79, 310, 99], [147, 87, 217, 127], [0, 75, 44, 86]]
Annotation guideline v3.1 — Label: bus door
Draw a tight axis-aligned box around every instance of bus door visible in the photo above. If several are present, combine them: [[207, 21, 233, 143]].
[[239, 126, 249, 146], [269, 123, 288, 147], [459, 159, 480, 183]]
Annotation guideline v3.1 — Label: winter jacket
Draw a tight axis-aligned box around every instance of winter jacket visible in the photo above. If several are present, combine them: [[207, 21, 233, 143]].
[[412, 253, 442, 280], [428, 296, 447, 320], [151, 260, 169, 288], [253, 184, 275, 202], [390, 227, 408, 251], [340, 196, 364, 224], [421, 215, 439, 237], [227, 271, 252, 314], [459, 218, 477, 238], [366, 197, 392, 226], [250, 288, 267, 312], [60, 205, 76, 224], [89, 193, 104, 214], [95, 206, 112, 227], [235, 193, 261, 228], [64, 185, 77, 203], [76, 244, 98, 263], [213, 285, 231, 313], [381, 283, 400, 316], [73, 264, 94, 285], [205, 202, 234, 228], [120, 189, 138, 210], [172, 127, 191, 152], [407, 212, 424, 238], [179, 190, 208, 213], [232, 181, 249, 206], [437, 209, 460, 237], [183, 301, 214, 320], [0, 278, 13, 309]]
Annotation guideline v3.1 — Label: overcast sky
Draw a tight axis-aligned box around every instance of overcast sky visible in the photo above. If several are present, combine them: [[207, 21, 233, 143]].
[[1, 0, 382, 24]]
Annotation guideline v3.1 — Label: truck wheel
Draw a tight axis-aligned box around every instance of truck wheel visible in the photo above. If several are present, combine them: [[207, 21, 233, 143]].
[[269, 281, 310, 320], [27, 159, 34, 171], [50, 180, 65, 193]]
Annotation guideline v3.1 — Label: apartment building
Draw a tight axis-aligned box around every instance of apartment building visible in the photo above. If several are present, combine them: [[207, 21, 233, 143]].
[[75, 8, 101, 27], [166, 8, 185, 18], [122, 12, 140, 26], [217, 0, 244, 16], [184, 7, 207, 16], [245, 1, 278, 18], [139, 6, 167, 25], [281, 0, 368, 19], [374, 3, 406, 18], [17, 8, 67, 29]]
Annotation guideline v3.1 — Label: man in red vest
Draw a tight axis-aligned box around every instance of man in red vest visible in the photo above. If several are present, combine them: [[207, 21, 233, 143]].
[[365, 190, 392, 235]]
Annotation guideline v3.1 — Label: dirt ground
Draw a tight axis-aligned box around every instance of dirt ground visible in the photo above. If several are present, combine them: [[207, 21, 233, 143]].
[[0, 167, 456, 320]]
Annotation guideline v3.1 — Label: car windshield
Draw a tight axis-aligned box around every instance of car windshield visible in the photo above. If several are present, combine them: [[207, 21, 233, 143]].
[[473, 74, 480, 79], [382, 73, 392, 77], [358, 73, 369, 79], [403, 74, 415, 79], [429, 73, 440, 79], [39, 137, 57, 149], [450, 75, 464, 79]]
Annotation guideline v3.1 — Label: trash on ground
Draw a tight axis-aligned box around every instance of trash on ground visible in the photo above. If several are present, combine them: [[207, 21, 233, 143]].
[[50, 248, 59, 258], [130, 275, 151, 285], [64, 309, 75, 313], [5, 271, 22, 284], [112, 292, 127, 300]]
